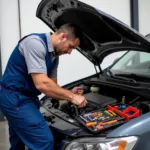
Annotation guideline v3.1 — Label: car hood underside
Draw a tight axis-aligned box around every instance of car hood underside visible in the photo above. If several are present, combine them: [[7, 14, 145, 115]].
[[36, 0, 150, 64]]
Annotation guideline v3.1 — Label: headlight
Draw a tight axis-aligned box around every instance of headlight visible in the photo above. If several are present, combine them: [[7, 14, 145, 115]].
[[65, 136, 138, 150]]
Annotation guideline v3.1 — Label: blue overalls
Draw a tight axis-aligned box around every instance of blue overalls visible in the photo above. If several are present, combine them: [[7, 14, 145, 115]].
[[0, 33, 55, 150]]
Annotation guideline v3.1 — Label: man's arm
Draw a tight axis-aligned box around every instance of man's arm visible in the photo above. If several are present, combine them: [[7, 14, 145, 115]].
[[31, 73, 87, 107], [20, 36, 87, 107], [51, 78, 57, 83]]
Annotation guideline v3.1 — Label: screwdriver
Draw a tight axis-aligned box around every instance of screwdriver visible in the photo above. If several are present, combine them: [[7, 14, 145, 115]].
[[86, 122, 97, 127], [104, 110, 113, 116], [108, 110, 117, 116], [99, 120, 118, 126]]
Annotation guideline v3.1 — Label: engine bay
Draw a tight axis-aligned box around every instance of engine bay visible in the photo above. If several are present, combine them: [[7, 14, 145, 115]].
[[40, 79, 150, 135], [59, 92, 117, 118]]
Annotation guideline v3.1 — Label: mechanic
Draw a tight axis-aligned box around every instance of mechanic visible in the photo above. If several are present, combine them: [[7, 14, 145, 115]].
[[0, 23, 87, 150]]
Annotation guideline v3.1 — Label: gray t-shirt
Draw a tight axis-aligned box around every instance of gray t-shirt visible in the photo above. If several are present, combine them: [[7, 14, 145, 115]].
[[18, 33, 59, 79]]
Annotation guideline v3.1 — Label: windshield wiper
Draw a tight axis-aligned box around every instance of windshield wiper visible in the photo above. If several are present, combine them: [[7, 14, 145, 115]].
[[114, 73, 150, 82], [106, 69, 136, 83]]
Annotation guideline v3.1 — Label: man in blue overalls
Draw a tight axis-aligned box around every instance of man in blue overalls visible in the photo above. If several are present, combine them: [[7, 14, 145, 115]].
[[0, 23, 87, 150]]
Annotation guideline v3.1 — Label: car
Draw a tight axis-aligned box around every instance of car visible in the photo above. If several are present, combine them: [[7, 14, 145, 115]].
[[36, 0, 150, 150]]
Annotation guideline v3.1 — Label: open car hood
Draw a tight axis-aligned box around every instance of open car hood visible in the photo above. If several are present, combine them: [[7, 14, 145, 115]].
[[36, 0, 150, 65]]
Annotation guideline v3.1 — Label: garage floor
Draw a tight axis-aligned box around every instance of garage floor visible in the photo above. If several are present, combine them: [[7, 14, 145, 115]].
[[0, 121, 10, 150]]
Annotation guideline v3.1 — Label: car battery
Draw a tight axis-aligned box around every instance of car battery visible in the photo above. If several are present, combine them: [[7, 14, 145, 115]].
[[83, 92, 117, 108]]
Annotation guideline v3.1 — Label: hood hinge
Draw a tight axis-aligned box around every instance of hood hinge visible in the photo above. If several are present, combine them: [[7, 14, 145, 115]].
[[94, 60, 102, 78]]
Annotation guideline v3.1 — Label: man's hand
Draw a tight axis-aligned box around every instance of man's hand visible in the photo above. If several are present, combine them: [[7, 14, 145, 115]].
[[71, 86, 83, 95], [31, 73, 87, 107], [71, 94, 87, 108], [71, 87, 87, 107]]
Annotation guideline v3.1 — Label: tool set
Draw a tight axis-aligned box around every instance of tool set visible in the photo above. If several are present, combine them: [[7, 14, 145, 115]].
[[76, 104, 140, 133]]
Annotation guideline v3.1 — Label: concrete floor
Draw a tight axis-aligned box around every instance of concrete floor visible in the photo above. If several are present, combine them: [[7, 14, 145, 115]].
[[0, 121, 10, 150]]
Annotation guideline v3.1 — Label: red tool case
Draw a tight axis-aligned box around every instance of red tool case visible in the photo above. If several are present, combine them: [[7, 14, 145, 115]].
[[107, 105, 140, 120]]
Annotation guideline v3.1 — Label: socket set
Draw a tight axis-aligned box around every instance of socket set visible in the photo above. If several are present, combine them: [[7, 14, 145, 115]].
[[75, 104, 140, 133]]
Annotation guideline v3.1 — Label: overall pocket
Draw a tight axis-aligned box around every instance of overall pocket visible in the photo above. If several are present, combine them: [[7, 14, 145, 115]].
[[4, 92, 20, 109]]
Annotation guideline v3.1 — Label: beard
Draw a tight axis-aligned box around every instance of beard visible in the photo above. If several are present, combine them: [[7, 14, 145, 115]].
[[54, 41, 69, 56], [53, 48, 60, 56], [55, 46, 68, 56], [54, 48, 67, 56]]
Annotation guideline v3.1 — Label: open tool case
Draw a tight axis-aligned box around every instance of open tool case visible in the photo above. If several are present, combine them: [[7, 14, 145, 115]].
[[76, 104, 140, 133]]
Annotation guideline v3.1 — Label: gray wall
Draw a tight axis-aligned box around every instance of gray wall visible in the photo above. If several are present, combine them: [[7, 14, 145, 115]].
[[1, 0, 150, 85], [139, 0, 150, 35], [0, 0, 131, 85]]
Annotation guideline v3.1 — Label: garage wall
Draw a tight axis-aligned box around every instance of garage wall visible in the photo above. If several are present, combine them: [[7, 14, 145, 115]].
[[139, 0, 150, 35], [19, 0, 131, 37], [1, 0, 130, 85], [0, 0, 20, 75], [19, 0, 131, 85]]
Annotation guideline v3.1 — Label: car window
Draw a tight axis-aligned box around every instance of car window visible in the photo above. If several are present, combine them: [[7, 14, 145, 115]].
[[100, 51, 126, 70], [140, 52, 150, 62], [111, 51, 150, 75]]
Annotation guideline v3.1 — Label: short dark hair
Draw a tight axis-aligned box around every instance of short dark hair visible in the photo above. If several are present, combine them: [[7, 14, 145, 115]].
[[56, 23, 82, 40]]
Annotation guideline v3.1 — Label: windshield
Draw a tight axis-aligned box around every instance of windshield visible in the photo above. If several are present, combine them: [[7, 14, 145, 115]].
[[110, 51, 150, 75]]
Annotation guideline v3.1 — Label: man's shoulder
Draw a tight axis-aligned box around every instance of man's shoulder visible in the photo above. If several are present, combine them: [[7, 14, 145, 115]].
[[20, 33, 47, 45]]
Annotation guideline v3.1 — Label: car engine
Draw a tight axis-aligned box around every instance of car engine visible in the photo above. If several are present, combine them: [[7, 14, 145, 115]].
[[39, 78, 150, 149], [40, 80, 150, 127]]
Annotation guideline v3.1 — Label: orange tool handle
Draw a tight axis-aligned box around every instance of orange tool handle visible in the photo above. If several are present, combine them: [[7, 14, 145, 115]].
[[100, 120, 118, 126], [86, 122, 97, 127], [103, 120, 117, 125], [105, 110, 113, 116], [108, 110, 117, 116]]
